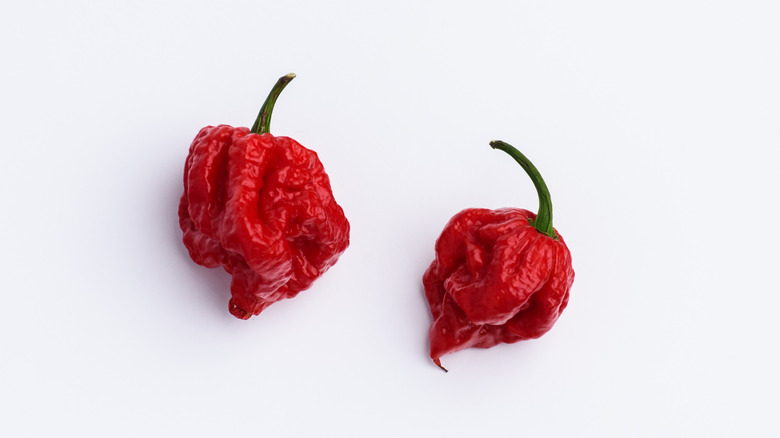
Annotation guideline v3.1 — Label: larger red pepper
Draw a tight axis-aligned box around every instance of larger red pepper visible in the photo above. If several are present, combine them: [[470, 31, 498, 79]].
[[423, 140, 574, 371], [179, 74, 350, 320]]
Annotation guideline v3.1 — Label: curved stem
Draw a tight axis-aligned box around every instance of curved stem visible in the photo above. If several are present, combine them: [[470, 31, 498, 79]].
[[251, 73, 296, 134], [489, 140, 556, 238]]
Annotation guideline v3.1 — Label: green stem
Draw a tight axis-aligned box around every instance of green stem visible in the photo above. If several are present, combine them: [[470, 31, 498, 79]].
[[489, 140, 556, 238], [250, 73, 296, 134]]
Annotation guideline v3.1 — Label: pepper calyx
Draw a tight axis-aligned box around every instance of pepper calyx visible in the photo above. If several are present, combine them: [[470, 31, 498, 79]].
[[489, 140, 557, 239]]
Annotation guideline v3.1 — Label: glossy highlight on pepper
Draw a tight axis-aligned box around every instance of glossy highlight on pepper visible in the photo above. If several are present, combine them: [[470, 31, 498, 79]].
[[422, 140, 574, 371], [179, 74, 350, 319]]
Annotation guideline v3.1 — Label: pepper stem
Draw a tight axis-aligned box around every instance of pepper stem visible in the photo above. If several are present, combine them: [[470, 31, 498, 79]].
[[251, 73, 296, 134], [489, 140, 557, 238]]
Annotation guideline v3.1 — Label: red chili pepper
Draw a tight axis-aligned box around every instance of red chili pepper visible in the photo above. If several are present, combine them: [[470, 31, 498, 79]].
[[179, 74, 350, 320], [423, 140, 574, 371]]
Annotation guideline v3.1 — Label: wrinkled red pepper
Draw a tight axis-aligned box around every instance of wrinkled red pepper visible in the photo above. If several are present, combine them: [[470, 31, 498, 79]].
[[179, 74, 350, 319], [423, 140, 574, 371]]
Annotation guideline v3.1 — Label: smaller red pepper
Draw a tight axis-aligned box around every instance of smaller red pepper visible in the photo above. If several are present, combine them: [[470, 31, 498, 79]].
[[423, 140, 574, 371]]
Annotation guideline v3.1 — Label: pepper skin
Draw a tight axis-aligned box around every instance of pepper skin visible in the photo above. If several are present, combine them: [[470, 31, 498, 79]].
[[422, 140, 574, 371], [179, 74, 350, 319]]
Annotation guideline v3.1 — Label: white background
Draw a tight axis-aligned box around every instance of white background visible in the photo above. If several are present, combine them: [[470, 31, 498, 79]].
[[1, 1, 779, 436]]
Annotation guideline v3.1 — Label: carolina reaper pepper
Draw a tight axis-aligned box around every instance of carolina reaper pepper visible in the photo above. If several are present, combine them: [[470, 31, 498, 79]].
[[179, 74, 350, 319], [423, 140, 574, 371]]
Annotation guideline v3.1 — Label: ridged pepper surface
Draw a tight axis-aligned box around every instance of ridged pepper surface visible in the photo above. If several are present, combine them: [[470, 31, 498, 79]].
[[179, 74, 350, 319], [423, 140, 574, 371]]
